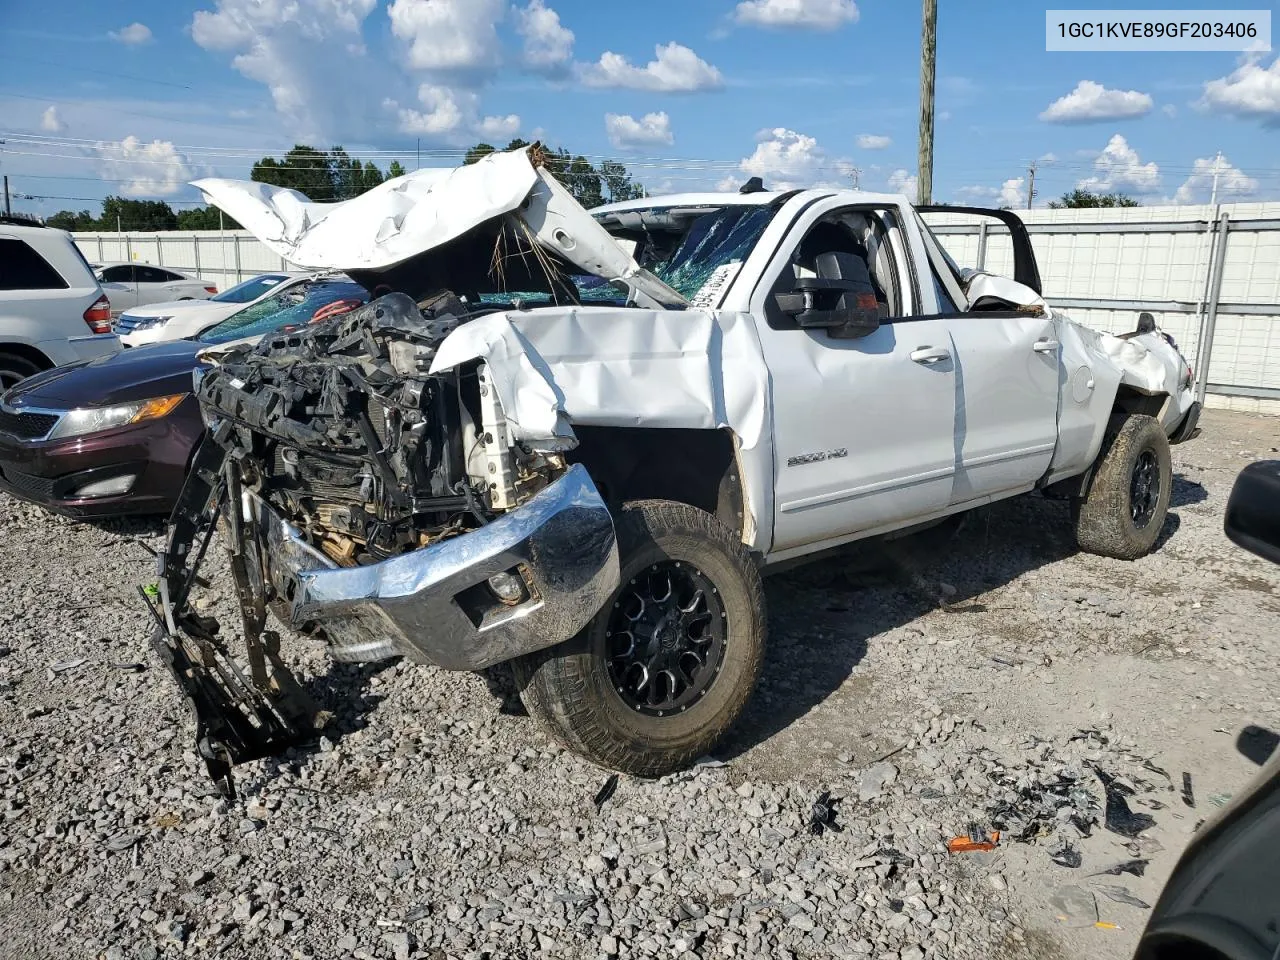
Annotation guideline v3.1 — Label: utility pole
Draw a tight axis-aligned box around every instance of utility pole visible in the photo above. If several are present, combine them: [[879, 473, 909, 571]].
[[917, 0, 937, 205], [2, 176, 10, 218], [416, 138, 421, 171], [1208, 150, 1223, 207], [850, 167, 862, 190], [1026, 161, 1037, 210]]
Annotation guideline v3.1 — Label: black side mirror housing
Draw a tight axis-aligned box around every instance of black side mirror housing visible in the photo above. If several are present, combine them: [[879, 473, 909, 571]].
[[1225, 461, 1280, 566], [1137, 311, 1157, 334], [773, 276, 881, 340]]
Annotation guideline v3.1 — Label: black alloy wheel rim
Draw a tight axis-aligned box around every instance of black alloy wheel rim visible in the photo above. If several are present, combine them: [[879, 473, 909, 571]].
[[1130, 449, 1161, 529], [606, 560, 726, 716]]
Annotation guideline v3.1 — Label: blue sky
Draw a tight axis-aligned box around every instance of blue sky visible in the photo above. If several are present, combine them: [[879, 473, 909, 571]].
[[1, 0, 1277, 218]]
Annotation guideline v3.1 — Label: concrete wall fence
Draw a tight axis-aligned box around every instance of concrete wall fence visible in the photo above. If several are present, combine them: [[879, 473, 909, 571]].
[[76, 200, 1280, 414]]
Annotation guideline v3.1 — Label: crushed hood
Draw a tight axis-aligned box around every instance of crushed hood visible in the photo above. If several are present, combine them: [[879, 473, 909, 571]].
[[192, 148, 687, 309]]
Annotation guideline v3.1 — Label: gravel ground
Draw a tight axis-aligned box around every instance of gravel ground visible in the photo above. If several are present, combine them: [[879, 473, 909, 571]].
[[1, 407, 1277, 960]]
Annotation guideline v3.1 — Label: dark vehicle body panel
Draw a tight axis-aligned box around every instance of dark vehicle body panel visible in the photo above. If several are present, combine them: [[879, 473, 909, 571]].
[[0, 342, 207, 517]]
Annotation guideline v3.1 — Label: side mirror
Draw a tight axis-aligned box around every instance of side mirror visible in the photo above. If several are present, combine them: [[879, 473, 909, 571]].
[[774, 282, 880, 339], [1137, 311, 1156, 334], [1225, 461, 1280, 565]]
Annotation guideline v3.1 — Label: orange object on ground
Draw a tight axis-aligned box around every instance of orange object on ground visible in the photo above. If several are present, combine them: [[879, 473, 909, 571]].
[[947, 830, 1001, 853]]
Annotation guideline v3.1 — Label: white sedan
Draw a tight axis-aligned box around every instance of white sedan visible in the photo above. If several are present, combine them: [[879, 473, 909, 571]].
[[115, 272, 303, 347], [92, 262, 217, 316]]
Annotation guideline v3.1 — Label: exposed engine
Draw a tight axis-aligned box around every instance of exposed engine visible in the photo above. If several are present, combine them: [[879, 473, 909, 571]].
[[195, 291, 563, 566]]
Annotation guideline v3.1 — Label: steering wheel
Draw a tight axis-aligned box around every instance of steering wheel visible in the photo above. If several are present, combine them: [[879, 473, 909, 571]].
[[309, 299, 364, 324]]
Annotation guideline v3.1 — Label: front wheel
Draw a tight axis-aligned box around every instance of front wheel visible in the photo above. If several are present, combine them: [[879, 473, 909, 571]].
[[1074, 414, 1172, 560], [512, 500, 765, 776]]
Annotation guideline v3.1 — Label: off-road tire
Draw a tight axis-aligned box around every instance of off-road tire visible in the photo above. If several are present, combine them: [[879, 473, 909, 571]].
[[512, 500, 765, 776], [0, 352, 43, 391], [1074, 414, 1172, 560]]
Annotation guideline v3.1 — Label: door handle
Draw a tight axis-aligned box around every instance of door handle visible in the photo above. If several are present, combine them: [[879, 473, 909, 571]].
[[1033, 338, 1060, 353], [910, 346, 951, 365]]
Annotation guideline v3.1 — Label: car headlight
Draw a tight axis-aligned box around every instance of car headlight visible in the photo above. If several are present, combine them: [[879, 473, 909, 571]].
[[123, 315, 172, 331], [46, 394, 187, 441]]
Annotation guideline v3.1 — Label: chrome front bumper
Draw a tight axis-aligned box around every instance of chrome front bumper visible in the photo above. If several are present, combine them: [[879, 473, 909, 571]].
[[253, 464, 620, 670]]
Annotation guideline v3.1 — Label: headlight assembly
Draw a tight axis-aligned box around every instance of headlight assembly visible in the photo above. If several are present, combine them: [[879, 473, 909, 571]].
[[46, 394, 187, 441]]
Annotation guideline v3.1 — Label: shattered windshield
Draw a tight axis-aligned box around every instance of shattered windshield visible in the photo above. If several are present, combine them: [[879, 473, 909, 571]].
[[481, 204, 777, 309], [599, 204, 778, 305]]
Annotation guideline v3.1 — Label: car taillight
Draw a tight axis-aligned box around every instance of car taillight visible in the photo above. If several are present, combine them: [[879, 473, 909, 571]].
[[204, 286, 218, 294], [84, 295, 112, 334]]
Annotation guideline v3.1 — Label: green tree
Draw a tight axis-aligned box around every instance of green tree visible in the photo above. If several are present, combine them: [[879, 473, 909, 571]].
[[600, 160, 643, 203], [1049, 189, 1140, 209], [387, 160, 407, 179], [464, 143, 497, 165], [249, 144, 391, 201], [47, 209, 97, 231], [176, 206, 242, 230], [99, 196, 178, 231]]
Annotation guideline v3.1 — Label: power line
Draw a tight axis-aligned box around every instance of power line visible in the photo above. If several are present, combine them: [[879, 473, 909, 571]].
[[3, 54, 193, 90]]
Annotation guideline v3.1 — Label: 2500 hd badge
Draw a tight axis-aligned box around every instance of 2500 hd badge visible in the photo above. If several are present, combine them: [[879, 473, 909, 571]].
[[788, 448, 849, 467]]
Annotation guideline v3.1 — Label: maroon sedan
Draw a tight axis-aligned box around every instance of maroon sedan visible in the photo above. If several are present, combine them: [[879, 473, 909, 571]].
[[0, 277, 368, 518]]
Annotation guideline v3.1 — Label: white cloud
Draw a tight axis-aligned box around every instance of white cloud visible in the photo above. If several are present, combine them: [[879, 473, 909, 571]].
[[1040, 80, 1153, 123], [1077, 134, 1160, 194], [578, 42, 723, 93], [605, 112, 674, 149], [109, 22, 153, 45], [1038, 152, 1057, 163], [733, 0, 859, 30], [1173, 154, 1258, 204], [391, 85, 519, 142], [514, 0, 573, 75], [388, 0, 506, 75], [999, 177, 1026, 208], [1198, 54, 1280, 121], [887, 168, 918, 202], [1162, 104, 1178, 118], [856, 134, 890, 150], [93, 136, 192, 197], [737, 128, 853, 190], [477, 112, 521, 140], [191, 0, 379, 139], [40, 106, 65, 133], [956, 176, 1028, 208]]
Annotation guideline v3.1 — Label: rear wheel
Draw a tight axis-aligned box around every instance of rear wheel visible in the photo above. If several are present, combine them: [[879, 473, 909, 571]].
[[0, 352, 44, 392], [1074, 414, 1172, 560], [512, 500, 765, 776]]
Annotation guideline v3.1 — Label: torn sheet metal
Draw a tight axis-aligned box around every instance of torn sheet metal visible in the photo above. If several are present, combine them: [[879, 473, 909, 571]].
[[964, 272, 1050, 313], [191, 152, 535, 271], [191, 149, 686, 309], [1045, 313, 1196, 483], [429, 305, 772, 549]]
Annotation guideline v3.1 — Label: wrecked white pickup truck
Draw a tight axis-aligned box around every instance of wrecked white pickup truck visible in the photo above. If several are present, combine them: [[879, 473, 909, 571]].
[[149, 146, 1201, 794]]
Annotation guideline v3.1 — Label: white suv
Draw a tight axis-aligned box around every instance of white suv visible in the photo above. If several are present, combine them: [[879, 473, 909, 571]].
[[0, 222, 120, 388]]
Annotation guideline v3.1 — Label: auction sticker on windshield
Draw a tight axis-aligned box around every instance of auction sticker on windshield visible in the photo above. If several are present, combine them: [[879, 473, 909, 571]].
[[689, 262, 742, 309]]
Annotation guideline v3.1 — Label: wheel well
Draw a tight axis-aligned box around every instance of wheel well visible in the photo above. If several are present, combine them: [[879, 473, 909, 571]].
[[0, 343, 54, 371], [1113, 384, 1167, 419], [567, 426, 745, 537]]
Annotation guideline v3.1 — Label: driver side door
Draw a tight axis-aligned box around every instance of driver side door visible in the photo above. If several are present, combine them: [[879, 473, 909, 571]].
[[751, 202, 960, 555]]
